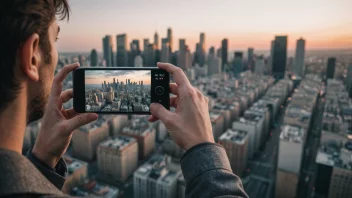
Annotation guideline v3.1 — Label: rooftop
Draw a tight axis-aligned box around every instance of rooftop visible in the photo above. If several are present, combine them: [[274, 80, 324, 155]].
[[219, 129, 248, 144], [63, 156, 87, 175], [280, 125, 306, 143], [71, 180, 119, 197], [121, 117, 153, 136], [79, 118, 108, 133], [285, 106, 311, 119], [237, 116, 263, 125], [209, 111, 223, 122], [243, 112, 264, 121], [135, 154, 182, 184], [316, 140, 352, 170], [99, 136, 136, 151]]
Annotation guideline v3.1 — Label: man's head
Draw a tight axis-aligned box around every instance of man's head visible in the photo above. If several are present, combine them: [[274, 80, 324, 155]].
[[0, 0, 70, 123]]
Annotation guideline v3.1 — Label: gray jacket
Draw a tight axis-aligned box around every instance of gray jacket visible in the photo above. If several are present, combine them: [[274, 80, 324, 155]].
[[0, 143, 248, 198]]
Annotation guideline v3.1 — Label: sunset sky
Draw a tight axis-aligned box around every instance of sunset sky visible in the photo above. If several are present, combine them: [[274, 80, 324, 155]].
[[85, 70, 151, 85], [57, 0, 352, 52]]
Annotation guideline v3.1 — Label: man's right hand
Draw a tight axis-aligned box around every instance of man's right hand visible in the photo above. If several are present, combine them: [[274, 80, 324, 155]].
[[32, 63, 98, 168], [148, 62, 214, 150]]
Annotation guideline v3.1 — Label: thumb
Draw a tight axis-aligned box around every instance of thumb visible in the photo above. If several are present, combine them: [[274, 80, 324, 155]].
[[150, 103, 173, 124], [66, 113, 98, 133]]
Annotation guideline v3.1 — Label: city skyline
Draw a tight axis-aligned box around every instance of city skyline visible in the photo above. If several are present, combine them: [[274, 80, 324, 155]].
[[85, 70, 151, 85], [56, 0, 352, 52]]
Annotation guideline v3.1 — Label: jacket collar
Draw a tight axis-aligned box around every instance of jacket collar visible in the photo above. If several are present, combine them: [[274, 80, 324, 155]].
[[0, 148, 63, 196]]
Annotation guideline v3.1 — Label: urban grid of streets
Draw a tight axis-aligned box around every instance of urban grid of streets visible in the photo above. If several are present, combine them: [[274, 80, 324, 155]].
[[241, 82, 295, 198], [242, 81, 325, 198], [85, 78, 151, 113], [82, 78, 326, 198]]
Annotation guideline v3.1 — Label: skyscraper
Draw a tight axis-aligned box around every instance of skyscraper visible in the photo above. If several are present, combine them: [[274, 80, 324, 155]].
[[78, 54, 85, 66], [144, 44, 156, 66], [161, 42, 170, 63], [130, 40, 141, 67], [167, 28, 173, 52], [132, 39, 140, 52], [247, 48, 254, 71], [116, 34, 128, 66], [294, 38, 306, 76], [268, 40, 275, 74], [194, 33, 206, 66], [102, 35, 113, 67], [209, 46, 215, 55], [143, 39, 149, 52], [207, 46, 221, 76], [254, 55, 265, 74], [179, 39, 186, 52], [272, 36, 288, 79], [221, 39, 228, 71], [90, 49, 98, 66], [326, 57, 336, 79], [161, 38, 168, 45], [345, 64, 352, 97], [233, 52, 244, 76], [154, 32, 159, 49], [177, 39, 191, 70]]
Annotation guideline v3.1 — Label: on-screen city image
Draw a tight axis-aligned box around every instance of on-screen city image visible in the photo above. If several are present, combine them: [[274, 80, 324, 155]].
[[85, 70, 151, 112]]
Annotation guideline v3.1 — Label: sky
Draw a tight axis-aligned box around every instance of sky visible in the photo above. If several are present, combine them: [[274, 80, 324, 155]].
[[56, 0, 352, 52], [85, 70, 151, 85]]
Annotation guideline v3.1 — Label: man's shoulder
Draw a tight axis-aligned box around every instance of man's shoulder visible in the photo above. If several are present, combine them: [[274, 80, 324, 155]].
[[2, 194, 72, 198], [0, 149, 64, 197]]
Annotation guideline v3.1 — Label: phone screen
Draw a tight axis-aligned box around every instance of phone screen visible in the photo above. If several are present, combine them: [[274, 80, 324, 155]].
[[85, 70, 151, 113]]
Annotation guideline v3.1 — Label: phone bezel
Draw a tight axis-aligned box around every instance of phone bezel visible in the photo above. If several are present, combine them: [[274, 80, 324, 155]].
[[73, 67, 169, 114]]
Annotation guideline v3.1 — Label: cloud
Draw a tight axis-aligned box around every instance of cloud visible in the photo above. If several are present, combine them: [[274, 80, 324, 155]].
[[143, 71, 151, 76], [103, 70, 135, 77], [85, 71, 105, 76]]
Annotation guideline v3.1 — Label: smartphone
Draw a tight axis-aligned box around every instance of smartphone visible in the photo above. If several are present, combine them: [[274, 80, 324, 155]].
[[73, 67, 170, 114]]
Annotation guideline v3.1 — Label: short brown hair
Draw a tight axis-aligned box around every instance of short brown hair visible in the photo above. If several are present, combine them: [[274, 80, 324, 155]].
[[0, 0, 70, 111]]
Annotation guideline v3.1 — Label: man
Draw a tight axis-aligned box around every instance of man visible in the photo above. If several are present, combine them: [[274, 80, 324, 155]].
[[0, 1, 248, 198]]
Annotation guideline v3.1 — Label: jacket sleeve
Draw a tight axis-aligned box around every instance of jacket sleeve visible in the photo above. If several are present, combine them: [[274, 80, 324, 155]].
[[26, 149, 67, 190], [180, 143, 249, 198]]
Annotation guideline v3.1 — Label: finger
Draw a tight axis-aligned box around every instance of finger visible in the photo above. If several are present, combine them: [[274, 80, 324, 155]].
[[157, 62, 191, 87], [150, 103, 174, 125], [170, 97, 178, 108], [65, 113, 98, 133], [51, 63, 80, 97], [54, 63, 80, 83], [64, 108, 79, 119], [169, 83, 179, 95], [60, 89, 73, 104], [148, 115, 159, 122]]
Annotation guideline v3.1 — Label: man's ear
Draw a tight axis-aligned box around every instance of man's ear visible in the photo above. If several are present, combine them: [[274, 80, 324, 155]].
[[19, 33, 41, 82]]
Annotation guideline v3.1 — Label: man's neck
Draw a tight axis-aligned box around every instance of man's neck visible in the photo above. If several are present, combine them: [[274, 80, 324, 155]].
[[0, 91, 27, 153]]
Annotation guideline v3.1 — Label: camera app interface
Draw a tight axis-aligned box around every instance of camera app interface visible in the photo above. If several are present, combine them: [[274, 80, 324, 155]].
[[85, 70, 151, 113]]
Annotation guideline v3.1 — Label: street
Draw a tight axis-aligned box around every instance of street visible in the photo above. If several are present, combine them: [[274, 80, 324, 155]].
[[242, 88, 294, 198]]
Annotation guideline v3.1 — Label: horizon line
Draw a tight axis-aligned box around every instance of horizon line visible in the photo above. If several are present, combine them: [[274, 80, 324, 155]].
[[60, 47, 352, 53]]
